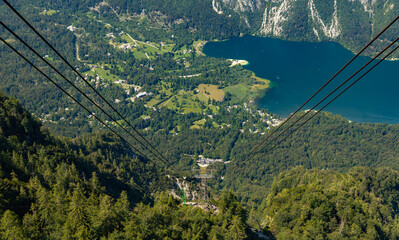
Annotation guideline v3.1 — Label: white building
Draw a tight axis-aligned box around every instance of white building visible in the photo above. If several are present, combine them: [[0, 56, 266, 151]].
[[136, 92, 147, 98], [67, 25, 76, 32]]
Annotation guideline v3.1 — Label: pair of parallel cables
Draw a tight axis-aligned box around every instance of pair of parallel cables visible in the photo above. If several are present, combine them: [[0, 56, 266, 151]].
[[2, 0, 398, 169], [247, 15, 399, 162], [0, 0, 184, 178]]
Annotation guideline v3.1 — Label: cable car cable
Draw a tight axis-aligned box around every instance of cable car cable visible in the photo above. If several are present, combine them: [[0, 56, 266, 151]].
[[256, 43, 399, 160], [0, 21, 182, 176], [2, 0, 175, 174], [250, 37, 399, 159], [0, 22, 183, 177], [248, 14, 399, 157], [0, 36, 168, 173]]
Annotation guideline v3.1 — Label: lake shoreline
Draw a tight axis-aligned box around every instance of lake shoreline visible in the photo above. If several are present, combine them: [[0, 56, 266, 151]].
[[249, 74, 272, 102], [203, 36, 399, 124]]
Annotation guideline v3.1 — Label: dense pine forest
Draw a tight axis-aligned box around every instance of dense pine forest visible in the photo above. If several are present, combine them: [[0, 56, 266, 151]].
[[262, 166, 399, 239]]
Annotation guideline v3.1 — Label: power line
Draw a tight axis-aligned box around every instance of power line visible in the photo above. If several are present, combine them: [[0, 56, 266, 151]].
[[0, 35, 165, 172], [2, 0, 175, 174], [257, 42, 399, 160], [251, 37, 399, 158], [248, 15, 399, 158], [0, 21, 182, 177]]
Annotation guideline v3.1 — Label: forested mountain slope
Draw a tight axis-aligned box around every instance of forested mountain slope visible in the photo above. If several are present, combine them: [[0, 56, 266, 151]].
[[0, 90, 167, 212], [261, 166, 399, 239], [0, 92, 261, 239]]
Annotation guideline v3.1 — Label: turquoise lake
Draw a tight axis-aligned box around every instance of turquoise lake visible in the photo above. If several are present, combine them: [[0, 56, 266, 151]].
[[203, 36, 399, 124]]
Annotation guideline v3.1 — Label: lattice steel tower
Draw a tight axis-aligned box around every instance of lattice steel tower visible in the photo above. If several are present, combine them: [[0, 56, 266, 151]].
[[193, 168, 214, 203]]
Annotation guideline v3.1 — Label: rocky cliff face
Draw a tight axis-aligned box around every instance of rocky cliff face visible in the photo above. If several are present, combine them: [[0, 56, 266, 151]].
[[262, 0, 343, 39], [212, 0, 398, 51], [212, 0, 265, 27], [216, 0, 263, 12]]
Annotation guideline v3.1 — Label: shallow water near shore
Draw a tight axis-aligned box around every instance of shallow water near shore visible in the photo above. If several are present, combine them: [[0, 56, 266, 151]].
[[203, 36, 399, 124]]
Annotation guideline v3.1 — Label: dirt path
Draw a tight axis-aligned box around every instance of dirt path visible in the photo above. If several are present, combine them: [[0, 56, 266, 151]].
[[76, 41, 81, 61], [126, 33, 159, 50]]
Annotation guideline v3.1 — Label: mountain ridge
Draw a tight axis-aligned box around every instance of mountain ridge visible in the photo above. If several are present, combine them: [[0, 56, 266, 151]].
[[213, 0, 399, 56]]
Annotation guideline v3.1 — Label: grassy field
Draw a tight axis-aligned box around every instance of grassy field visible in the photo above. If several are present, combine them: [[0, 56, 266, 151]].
[[40, 10, 57, 15], [139, 115, 150, 119], [43, 56, 54, 62], [162, 93, 218, 114], [146, 82, 174, 107], [224, 84, 251, 102], [141, 44, 160, 55], [162, 91, 204, 114], [146, 82, 220, 115], [197, 84, 225, 101], [132, 50, 148, 60], [190, 119, 206, 129], [83, 66, 120, 82], [94, 67, 119, 82], [113, 32, 194, 60], [120, 34, 132, 43], [223, 74, 271, 102], [174, 44, 196, 58], [160, 43, 175, 52], [195, 93, 209, 102], [193, 40, 206, 56], [4, 39, 16, 44], [119, 34, 174, 59], [146, 98, 161, 107]]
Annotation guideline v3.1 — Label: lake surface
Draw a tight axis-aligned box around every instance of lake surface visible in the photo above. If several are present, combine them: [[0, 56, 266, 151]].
[[203, 36, 399, 124]]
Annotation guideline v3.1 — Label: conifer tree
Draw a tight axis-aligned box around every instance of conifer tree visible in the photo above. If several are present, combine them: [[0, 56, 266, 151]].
[[0, 210, 25, 240], [63, 183, 90, 240]]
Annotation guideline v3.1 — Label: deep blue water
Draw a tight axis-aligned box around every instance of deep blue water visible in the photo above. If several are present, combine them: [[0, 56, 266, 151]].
[[203, 36, 399, 124]]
